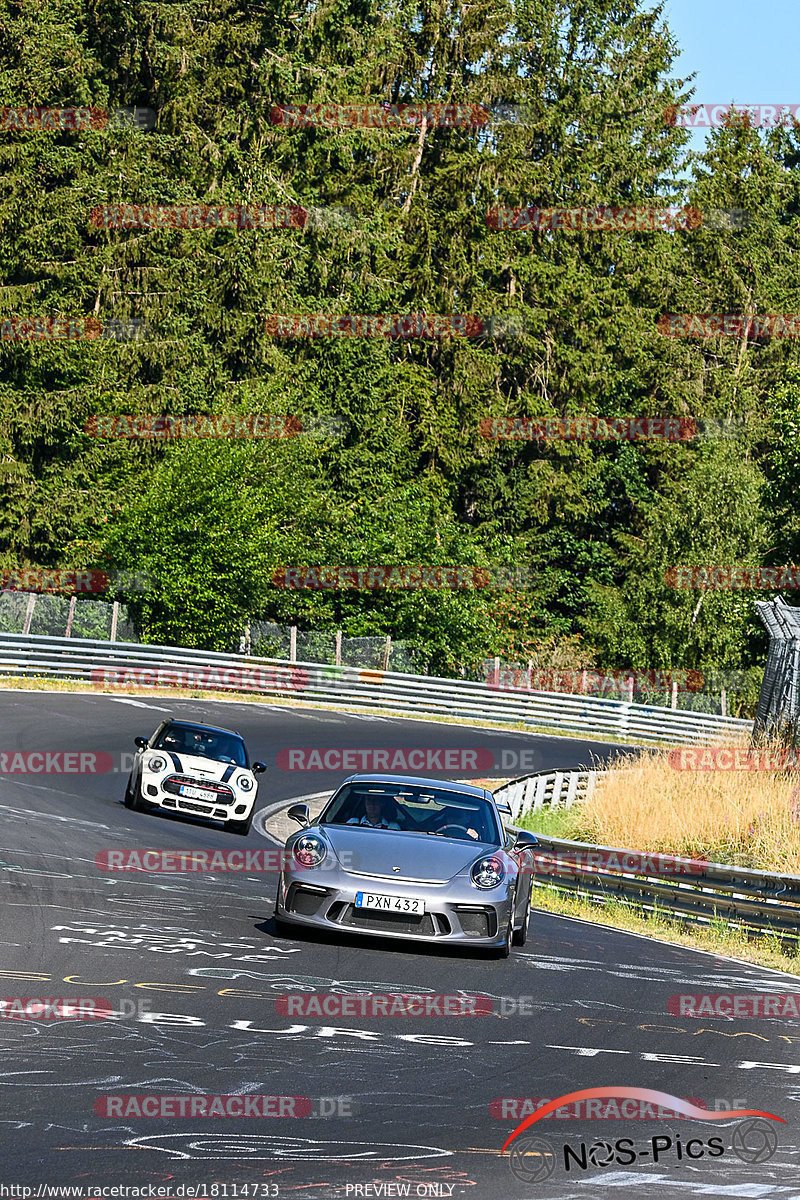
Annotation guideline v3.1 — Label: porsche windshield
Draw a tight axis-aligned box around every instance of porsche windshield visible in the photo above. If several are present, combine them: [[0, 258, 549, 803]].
[[321, 783, 501, 844], [153, 723, 248, 767]]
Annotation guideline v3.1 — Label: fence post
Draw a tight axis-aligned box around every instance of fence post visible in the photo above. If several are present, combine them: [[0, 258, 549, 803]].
[[383, 635, 392, 671], [110, 601, 119, 643], [335, 629, 342, 667], [493, 655, 500, 688], [65, 594, 77, 638], [290, 625, 297, 663], [527, 659, 533, 689], [671, 681, 678, 710], [22, 593, 36, 634], [721, 689, 727, 717]]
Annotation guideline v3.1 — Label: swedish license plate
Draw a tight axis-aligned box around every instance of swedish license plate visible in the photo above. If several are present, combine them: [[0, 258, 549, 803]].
[[355, 892, 425, 914], [180, 784, 216, 802]]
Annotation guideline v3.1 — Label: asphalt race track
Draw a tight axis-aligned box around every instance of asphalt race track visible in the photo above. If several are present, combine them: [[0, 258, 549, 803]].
[[1, 689, 798, 1197]]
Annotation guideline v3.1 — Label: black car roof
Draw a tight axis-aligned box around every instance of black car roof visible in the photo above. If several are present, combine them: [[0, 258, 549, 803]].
[[161, 719, 244, 740]]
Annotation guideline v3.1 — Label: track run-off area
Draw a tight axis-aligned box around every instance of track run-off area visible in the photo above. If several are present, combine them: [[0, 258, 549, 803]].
[[0, 689, 798, 1198]]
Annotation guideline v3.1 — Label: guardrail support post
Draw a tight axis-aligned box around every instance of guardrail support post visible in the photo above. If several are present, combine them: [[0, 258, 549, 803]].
[[110, 601, 119, 643], [383, 635, 391, 671], [335, 629, 342, 666], [65, 594, 77, 638], [22, 593, 36, 635], [290, 625, 297, 663]]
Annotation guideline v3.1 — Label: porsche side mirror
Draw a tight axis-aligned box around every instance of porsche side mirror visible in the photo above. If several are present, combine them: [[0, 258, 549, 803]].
[[287, 802, 310, 827], [513, 830, 539, 851]]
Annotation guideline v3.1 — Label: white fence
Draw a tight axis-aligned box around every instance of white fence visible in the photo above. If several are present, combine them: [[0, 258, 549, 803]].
[[494, 769, 598, 820]]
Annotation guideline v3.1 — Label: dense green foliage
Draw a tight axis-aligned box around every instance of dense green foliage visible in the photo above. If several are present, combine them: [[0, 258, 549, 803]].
[[1, 0, 799, 681]]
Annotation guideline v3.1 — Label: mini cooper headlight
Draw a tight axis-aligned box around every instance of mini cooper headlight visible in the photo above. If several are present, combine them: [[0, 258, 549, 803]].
[[237, 774, 254, 791], [293, 834, 327, 867], [146, 755, 167, 773], [471, 854, 505, 889]]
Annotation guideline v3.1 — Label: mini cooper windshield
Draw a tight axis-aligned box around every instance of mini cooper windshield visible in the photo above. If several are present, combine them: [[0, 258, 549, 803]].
[[320, 782, 502, 844], [152, 722, 248, 766]]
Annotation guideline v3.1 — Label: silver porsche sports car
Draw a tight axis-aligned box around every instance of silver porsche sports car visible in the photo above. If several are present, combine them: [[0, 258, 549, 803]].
[[274, 774, 538, 957]]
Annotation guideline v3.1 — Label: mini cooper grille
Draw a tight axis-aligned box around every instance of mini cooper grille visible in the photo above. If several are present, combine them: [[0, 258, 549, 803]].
[[163, 775, 234, 801]]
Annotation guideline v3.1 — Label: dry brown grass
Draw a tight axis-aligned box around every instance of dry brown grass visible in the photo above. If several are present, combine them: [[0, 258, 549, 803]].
[[570, 745, 800, 874]]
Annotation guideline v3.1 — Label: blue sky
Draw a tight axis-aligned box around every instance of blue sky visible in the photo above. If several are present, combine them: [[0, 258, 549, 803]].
[[662, 0, 796, 150]]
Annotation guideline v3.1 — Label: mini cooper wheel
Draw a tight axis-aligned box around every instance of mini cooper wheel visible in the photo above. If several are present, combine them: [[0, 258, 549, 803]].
[[123, 774, 148, 812], [228, 811, 254, 837]]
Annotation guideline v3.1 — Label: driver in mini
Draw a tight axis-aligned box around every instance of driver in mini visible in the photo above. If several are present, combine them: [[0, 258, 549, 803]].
[[347, 795, 401, 830]]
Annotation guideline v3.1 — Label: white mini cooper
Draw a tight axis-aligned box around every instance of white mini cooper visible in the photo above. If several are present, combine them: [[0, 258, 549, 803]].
[[124, 719, 265, 836]]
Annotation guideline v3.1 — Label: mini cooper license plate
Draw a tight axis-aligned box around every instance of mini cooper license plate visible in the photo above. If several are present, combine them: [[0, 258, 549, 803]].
[[355, 892, 425, 914], [179, 784, 216, 802]]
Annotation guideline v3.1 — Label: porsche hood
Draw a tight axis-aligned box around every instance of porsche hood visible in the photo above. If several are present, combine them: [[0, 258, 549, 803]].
[[316, 825, 501, 883]]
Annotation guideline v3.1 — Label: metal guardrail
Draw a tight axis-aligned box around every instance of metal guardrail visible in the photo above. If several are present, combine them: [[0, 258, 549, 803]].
[[0, 631, 752, 746], [493, 774, 800, 945], [494, 769, 598, 819]]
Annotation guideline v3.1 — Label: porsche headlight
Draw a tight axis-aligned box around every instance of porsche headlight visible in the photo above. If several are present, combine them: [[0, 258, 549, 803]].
[[146, 755, 167, 773], [471, 854, 505, 889], [237, 774, 254, 792], [293, 834, 327, 868]]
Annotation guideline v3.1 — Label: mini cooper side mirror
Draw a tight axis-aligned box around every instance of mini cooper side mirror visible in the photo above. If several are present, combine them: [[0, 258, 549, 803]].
[[252, 761, 266, 774], [287, 802, 310, 827], [134, 736, 149, 749]]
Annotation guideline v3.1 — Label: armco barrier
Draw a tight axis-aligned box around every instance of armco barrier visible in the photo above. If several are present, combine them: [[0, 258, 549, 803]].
[[0, 632, 752, 746], [493, 776, 800, 945]]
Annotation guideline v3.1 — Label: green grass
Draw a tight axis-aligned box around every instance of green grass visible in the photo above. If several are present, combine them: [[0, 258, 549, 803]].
[[518, 805, 586, 839], [532, 884, 800, 976]]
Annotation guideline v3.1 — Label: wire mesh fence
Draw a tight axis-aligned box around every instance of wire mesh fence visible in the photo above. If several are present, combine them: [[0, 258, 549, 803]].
[[0, 592, 137, 642]]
